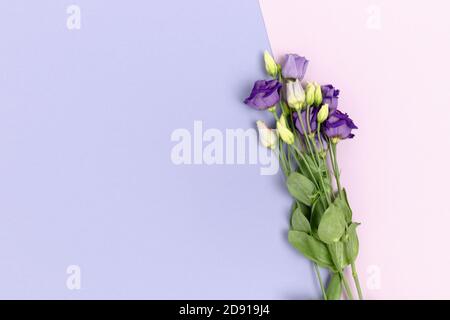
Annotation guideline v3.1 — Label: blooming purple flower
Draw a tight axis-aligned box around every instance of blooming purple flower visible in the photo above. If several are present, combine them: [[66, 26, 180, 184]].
[[321, 85, 340, 113], [324, 110, 358, 140], [293, 108, 318, 135], [244, 80, 282, 110], [281, 54, 309, 80]]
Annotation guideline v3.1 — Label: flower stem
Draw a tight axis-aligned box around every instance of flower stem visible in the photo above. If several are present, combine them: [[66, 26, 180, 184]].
[[270, 108, 280, 121], [299, 113, 333, 206], [329, 140, 342, 197], [339, 271, 354, 300], [317, 123, 326, 151], [291, 144, 320, 190], [296, 116, 332, 209], [306, 106, 312, 133], [277, 139, 289, 176], [297, 115, 319, 167], [313, 263, 327, 300], [351, 262, 364, 300], [317, 123, 333, 198], [309, 136, 332, 205]]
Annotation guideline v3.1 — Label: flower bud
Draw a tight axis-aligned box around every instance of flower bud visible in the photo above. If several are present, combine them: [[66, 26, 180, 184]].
[[285, 79, 305, 111], [264, 51, 278, 78], [256, 120, 277, 150], [305, 82, 315, 106], [281, 54, 309, 80], [276, 115, 295, 145], [314, 82, 323, 106], [317, 104, 329, 124]]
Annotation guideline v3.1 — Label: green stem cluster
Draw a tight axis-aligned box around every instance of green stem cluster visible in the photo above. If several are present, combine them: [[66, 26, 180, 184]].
[[328, 140, 363, 300], [270, 73, 363, 300]]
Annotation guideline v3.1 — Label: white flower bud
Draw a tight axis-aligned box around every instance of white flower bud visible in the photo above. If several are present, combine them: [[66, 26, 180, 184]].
[[285, 79, 305, 111], [256, 120, 277, 149]]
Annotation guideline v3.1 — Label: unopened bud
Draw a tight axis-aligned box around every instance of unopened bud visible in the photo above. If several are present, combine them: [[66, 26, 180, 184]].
[[317, 104, 329, 124], [264, 51, 278, 78]]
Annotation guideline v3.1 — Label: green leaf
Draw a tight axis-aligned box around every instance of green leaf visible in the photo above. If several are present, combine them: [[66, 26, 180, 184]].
[[328, 241, 346, 270], [286, 172, 316, 206], [291, 208, 311, 233], [292, 200, 311, 221], [317, 203, 346, 244], [288, 231, 335, 270], [297, 201, 311, 220], [344, 223, 360, 264], [335, 191, 352, 223], [290, 201, 298, 214], [342, 188, 352, 210], [326, 273, 342, 300], [311, 194, 327, 234]]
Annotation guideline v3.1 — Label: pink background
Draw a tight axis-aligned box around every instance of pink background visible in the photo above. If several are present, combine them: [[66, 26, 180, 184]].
[[260, 0, 450, 299]]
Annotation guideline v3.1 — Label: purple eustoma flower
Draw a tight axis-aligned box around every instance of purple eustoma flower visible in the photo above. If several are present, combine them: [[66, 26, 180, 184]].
[[324, 110, 358, 140], [244, 80, 282, 110], [321, 85, 340, 113], [281, 54, 309, 80], [293, 108, 318, 135]]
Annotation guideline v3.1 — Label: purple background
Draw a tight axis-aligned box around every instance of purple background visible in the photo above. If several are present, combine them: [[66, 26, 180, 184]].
[[0, 1, 321, 299]]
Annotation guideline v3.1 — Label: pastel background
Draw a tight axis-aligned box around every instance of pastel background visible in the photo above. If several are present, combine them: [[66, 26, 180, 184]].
[[0, 0, 448, 299], [0, 0, 320, 299], [260, 0, 450, 299]]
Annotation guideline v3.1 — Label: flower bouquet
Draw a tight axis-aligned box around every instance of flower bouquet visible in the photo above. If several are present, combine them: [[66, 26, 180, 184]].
[[243, 52, 362, 300]]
